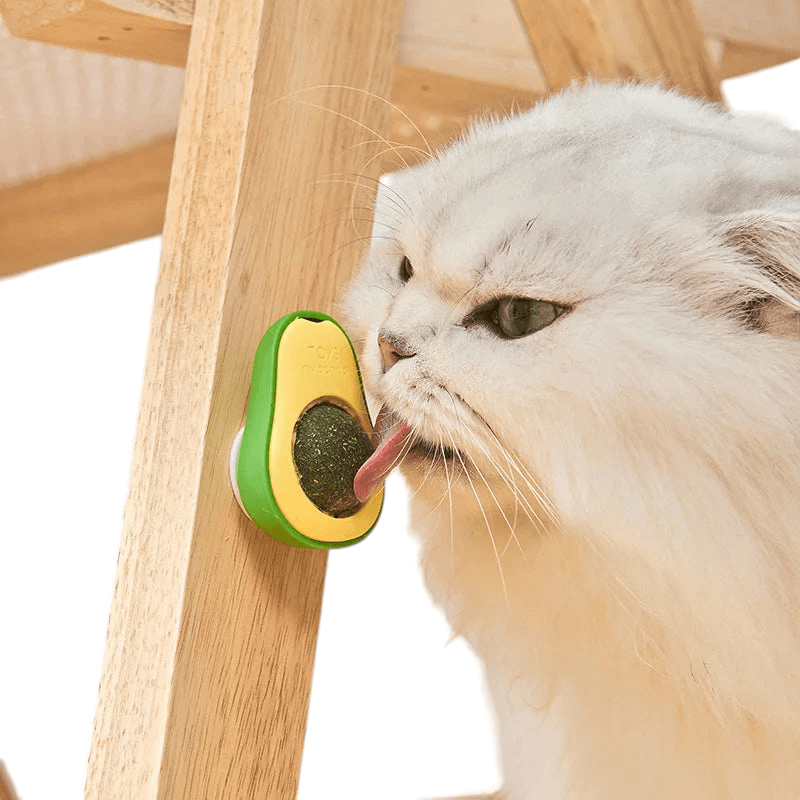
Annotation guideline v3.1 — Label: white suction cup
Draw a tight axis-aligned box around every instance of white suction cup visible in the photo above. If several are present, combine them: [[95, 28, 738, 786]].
[[229, 426, 251, 520]]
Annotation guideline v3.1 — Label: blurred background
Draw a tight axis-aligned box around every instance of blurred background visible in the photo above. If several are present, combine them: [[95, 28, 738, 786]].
[[1, 52, 799, 800]]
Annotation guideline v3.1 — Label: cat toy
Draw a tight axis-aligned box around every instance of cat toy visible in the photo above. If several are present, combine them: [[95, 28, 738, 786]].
[[229, 310, 383, 549]]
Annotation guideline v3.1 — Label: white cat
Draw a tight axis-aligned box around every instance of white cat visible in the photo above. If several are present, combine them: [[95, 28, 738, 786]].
[[344, 82, 800, 799]]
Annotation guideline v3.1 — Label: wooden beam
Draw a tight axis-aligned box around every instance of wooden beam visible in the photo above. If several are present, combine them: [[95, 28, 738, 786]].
[[512, 0, 722, 100], [3, 0, 800, 82], [693, 0, 800, 55], [0, 137, 173, 277], [0, 67, 542, 277], [0, 0, 190, 66], [717, 39, 800, 79], [82, 0, 403, 798]]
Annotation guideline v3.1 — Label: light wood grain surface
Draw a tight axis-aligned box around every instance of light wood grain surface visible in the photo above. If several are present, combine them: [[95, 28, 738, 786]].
[[82, 0, 403, 798], [0, 0, 189, 65], [5, 0, 798, 79], [111, 0, 192, 24], [0, 137, 173, 276], [0, 65, 542, 276], [513, 0, 722, 100], [716, 39, 800, 79], [0, 762, 18, 800], [388, 66, 542, 168], [693, 0, 800, 53], [0, 0, 796, 216]]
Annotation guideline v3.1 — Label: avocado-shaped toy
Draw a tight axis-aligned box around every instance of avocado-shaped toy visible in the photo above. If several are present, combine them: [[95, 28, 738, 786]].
[[230, 311, 383, 549]]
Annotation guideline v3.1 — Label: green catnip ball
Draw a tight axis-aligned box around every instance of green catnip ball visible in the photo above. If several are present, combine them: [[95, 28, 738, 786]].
[[292, 402, 374, 517]]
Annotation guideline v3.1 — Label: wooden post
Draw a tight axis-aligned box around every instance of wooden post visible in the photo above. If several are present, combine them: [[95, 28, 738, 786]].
[[0, 762, 19, 800], [83, 0, 403, 798], [513, 0, 722, 100]]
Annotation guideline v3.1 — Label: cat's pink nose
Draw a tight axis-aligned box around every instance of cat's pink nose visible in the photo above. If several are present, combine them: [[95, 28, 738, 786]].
[[378, 332, 415, 372]]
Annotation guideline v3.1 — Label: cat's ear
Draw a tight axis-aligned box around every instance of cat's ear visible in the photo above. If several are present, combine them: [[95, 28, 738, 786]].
[[717, 204, 800, 338]]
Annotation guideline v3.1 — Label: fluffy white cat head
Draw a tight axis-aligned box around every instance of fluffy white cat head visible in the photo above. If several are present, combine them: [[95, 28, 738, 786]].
[[343, 82, 800, 729]]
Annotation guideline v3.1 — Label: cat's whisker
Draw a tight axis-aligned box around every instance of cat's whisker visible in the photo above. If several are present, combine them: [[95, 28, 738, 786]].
[[466, 433, 546, 534], [316, 237, 387, 271], [308, 232, 407, 277], [339, 137, 431, 162], [335, 170, 415, 221], [476, 459, 540, 556], [488, 440, 559, 525], [361, 281, 395, 298], [309, 175, 406, 240], [471, 457, 565, 591], [312, 172, 410, 225], [269, 206, 392, 276], [575, 532, 673, 635], [416, 493, 448, 527], [480, 444, 609, 651], [427, 418, 532, 563], [313, 168, 410, 210], [284, 96, 419, 239], [439, 387, 548, 538], [387, 430, 420, 476], [472, 426, 526, 507], [416, 463, 465, 527], [509, 479, 521, 531], [372, 172, 413, 205], [349, 160, 413, 242], [274, 83, 433, 157], [351, 144, 423, 191], [268, 168, 398, 212], [496, 460, 554, 532], [473, 456, 526, 562], [447, 429, 511, 612], [489, 448, 540, 536], [442, 389, 527, 560], [352, 235, 402, 244], [341, 212, 399, 229], [412, 436, 468, 526], [408, 438, 443, 503], [370, 200, 405, 225], [310, 199, 403, 232], [483, 438, 551, 511], [468, 444, 534, 560], [288, 98, 414, 171], [459, 422, 606, 648], [474, 435, 609, 651]]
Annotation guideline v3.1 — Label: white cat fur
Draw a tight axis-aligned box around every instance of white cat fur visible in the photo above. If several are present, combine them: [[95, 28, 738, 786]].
[[343, 82, 800, 799]]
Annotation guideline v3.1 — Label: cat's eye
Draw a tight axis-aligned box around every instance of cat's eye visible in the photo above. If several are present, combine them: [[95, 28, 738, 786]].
[[468, 296, 567, 338], [399, 255, 413, 283], [497, 297, 564, 338]]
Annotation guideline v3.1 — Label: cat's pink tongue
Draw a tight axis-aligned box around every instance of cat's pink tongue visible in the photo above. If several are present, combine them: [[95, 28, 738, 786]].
[[354, 406, 411, 503]]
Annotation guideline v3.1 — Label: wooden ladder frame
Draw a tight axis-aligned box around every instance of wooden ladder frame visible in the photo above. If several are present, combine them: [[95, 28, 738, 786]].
[[0, 0, 722, 796]]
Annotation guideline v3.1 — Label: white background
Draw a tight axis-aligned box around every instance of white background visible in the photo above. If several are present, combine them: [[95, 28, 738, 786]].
[[1, 65, 799, 799]]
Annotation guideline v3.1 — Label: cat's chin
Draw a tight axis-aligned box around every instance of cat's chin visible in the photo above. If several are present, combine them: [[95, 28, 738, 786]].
[[407, 437, 459, 464], [398, 439, 464, 488], [399, 457, 468, 508], [398, 440, 523, 510]]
